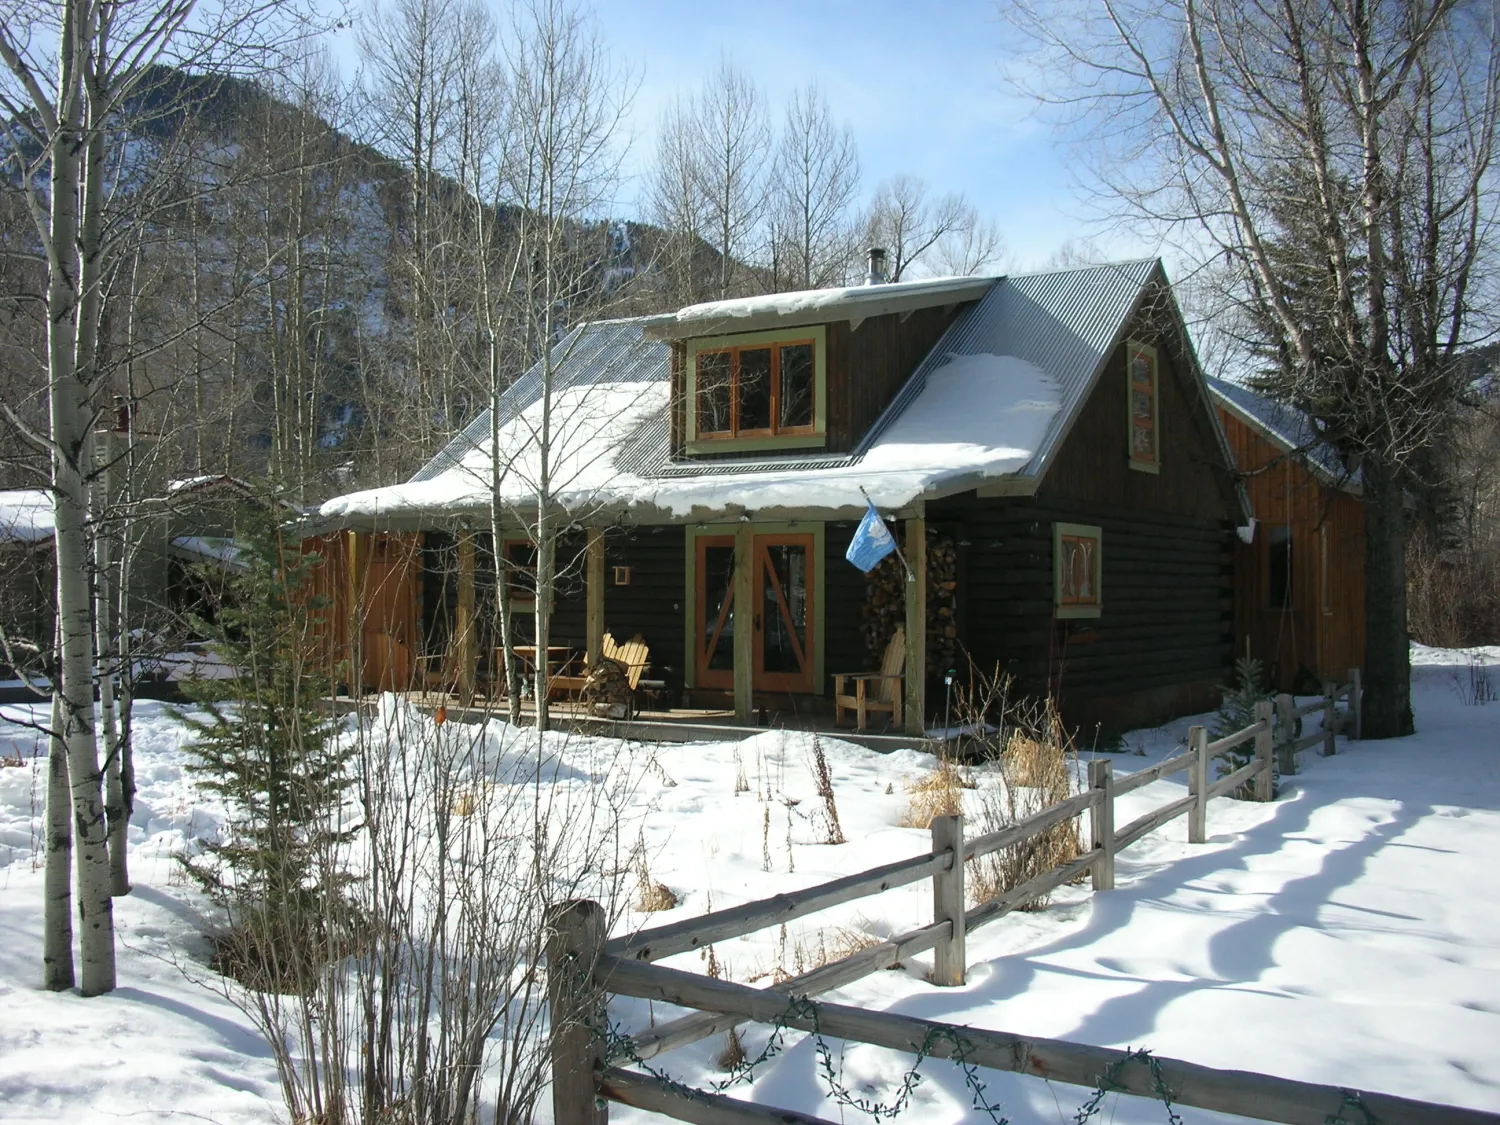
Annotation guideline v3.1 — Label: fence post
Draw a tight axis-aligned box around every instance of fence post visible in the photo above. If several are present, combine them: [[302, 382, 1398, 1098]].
[[1275, 693, 1297, 776], [930, 814, 966, 986], [1088, 759, 1115, 891], [1188, 725, 1208, 844], [547, 900, 608, 1125], [1322, 681, 1337, 756], [1253, 700, 1274, 802], [1349, 668, 1363, 741]]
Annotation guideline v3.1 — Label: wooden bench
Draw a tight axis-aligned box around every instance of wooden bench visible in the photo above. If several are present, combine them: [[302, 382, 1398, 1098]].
[[833, 625, 905, 731]]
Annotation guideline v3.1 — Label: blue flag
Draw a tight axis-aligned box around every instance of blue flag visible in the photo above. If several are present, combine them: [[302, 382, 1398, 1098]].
[[846, 499, 897, 572]]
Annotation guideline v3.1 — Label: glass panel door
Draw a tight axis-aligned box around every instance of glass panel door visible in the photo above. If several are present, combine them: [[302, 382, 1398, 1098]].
[[755, 535, 814, 693], [695, 536, 736, 689]]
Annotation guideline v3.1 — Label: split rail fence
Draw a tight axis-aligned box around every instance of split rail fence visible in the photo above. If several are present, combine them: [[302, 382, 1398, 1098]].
[[544, 670, 1493, 1125]]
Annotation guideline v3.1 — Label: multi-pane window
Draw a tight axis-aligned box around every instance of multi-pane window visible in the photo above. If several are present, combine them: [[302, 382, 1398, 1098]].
[[1126, 340, 1159, 470], [695, 339, 816, 439], [1055, 523, 1103, 619]]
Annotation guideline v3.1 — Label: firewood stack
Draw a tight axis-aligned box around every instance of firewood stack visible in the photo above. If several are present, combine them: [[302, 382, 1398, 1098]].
[[581, 657, 632, 718], [861, 529, 959, 678]]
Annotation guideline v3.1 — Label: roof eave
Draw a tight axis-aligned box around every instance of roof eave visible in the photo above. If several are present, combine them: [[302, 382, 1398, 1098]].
[[643, 278, 998, 341]]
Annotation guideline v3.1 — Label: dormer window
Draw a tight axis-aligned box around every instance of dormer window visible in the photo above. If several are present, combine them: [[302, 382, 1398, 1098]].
[[686, 326, 827, 453]]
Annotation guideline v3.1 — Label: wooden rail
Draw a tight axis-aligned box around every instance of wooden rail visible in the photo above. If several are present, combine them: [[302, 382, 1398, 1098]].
[[597, 955, 1500, 1125], [558, 673, 1370, 1123]]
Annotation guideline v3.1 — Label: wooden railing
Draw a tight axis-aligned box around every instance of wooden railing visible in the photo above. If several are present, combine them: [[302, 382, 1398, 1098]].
[[543, 672, 1464, 1125], [1274, 668, 1362, 775]]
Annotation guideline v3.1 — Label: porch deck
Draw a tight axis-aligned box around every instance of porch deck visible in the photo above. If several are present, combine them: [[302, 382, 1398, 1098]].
[[399, 691, 932, 753]]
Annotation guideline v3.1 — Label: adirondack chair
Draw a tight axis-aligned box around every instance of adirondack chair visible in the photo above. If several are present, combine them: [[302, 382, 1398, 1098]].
[[550, 632, 654, 715], [833, 625, 906, 731]]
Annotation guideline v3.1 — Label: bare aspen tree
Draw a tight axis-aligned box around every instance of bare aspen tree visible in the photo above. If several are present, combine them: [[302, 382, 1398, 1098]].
[[646, 95, 712, 305], [0, 0, 312, 995], [693, 58, 772, 299], [770, 84, 861, 290], [864, 175, 978, 281], [1006, 0, 1500, 737], [500, 0, 630, 730]]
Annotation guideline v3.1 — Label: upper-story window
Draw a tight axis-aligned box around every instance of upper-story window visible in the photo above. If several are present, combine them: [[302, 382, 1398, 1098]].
[[686, 326, 827, 453], [1126, 340, 1159, 473]]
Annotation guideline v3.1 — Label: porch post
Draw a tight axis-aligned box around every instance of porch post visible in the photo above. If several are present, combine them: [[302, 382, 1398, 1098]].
[[347, 530, 366, 693], [456, 530, 477, 700], [586, 528, 605, 665], [904, 513, 926, 737], [733, 521, 754, 722]]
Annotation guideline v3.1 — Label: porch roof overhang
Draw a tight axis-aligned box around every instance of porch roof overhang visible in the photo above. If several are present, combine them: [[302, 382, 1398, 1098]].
[[642, 275, 998, 340], [298, 466, 1043, 538]]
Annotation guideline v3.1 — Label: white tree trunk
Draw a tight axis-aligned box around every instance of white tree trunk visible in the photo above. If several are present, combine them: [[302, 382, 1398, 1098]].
[[43, 690, 74, 991]]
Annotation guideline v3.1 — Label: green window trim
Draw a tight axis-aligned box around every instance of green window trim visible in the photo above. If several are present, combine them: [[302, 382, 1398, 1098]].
[[685, 325, 827, 454], [683, 521, 826, 693], [1054, 521, 1103, 620], [1126, 339, 1161, 474]]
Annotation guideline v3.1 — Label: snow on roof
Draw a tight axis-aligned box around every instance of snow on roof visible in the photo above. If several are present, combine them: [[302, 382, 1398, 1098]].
[[168, 536, 249, 569], [648, 275, 998, 339], [318, 346, 1059, 524], [318, 259, 1241, 527], [0, 490, 53, 544]]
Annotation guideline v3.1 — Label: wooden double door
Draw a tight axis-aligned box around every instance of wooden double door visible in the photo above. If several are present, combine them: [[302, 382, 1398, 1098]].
[[696, 532, 815, 694]]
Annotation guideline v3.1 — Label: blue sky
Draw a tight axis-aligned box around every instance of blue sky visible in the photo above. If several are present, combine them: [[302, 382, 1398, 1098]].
[[583, 0, 1153, 268], [324, 0, 1160, 269]]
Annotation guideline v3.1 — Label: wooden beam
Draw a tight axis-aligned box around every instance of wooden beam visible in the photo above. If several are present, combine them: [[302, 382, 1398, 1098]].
[[548, 901, 608, 1125], [600, 1068, 837, 1124], [456, 531, 476, 700], [930, 815, 965, 985], [600, 957, 1500, 1125], [1188, 725, 1208, 844], [607, 850, 949, 963], [903, 514, 925, 736], [586, 528, 605, 665], [1088, 759, 1115, 892], [733, 522, 754, 722]]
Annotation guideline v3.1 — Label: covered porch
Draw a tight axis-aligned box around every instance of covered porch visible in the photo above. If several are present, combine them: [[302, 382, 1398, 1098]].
[[317, 509, 937, 739]]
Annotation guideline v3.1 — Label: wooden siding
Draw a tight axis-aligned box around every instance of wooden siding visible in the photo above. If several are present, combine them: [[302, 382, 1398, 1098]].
[[601, 525, 688, 693], [668, 304, 965, 455], [824, 304, 965, 452], [1037, 320, 1239, 522], [1217, 408, 1366, 692], [822, 521, 869, 688], [929, 493, 1232, 732]]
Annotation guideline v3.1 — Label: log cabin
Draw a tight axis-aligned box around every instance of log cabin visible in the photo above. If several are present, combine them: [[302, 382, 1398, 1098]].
[[1209, 378, 1366, 694], [313, 258, 1252, 735]]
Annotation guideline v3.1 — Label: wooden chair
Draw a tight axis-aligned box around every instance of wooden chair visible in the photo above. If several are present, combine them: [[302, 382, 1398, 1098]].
[[833, 625, 906, 731], [548, 633, 653, 714]]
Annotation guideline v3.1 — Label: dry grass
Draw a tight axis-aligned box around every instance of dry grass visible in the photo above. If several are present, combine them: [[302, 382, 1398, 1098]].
[[898, 757, 972, 828], [950, 667, 1082, 911], [715, 1028, 747, 1071], [747, 921, 883, 985], [632, 833, 680, 912], [0, 755, 25, 768]]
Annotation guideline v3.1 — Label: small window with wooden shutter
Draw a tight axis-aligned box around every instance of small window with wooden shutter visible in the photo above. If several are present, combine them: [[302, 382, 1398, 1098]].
[[1054, 523, 1103, 619]]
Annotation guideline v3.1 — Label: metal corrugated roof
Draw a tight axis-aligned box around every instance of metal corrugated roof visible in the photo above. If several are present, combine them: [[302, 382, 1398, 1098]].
[[408, 319, 671, 483], [401, 260, 1227, 503], [855, 260, 1159, 476], [1208, 376, 1358, 490]]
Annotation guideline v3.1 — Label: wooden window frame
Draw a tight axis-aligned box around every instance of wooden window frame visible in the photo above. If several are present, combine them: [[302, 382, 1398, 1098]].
[[685, 326, 827, 454], [1054, 522, 1103, 619], [1126, 339, 1161, 474]]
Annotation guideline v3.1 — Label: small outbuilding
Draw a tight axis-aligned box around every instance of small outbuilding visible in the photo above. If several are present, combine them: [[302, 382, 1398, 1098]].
[[1209, 378, 1365, 693]]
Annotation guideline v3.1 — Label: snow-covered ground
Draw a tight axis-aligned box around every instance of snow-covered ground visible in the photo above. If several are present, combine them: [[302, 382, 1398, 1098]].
[[1, 647, 1497, 1123]]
